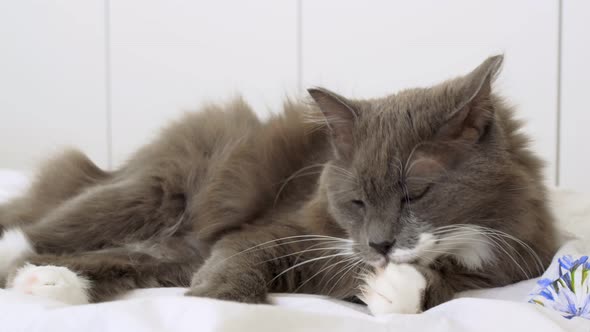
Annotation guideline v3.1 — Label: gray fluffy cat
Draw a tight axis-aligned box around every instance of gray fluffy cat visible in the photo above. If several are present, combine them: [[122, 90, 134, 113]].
[[0, 55, 558, 314]]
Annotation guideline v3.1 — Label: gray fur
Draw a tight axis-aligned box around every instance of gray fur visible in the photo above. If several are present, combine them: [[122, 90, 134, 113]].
[[0, 55, 557, 309]]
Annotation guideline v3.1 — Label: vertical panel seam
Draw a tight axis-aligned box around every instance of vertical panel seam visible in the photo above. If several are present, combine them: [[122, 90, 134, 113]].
[[555, 0, 563, 186], [296, 0, 303, 94], [104, 0, 113, 169]]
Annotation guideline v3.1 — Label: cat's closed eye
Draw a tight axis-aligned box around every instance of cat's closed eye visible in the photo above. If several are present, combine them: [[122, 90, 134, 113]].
[[401, 184, 431, 203], [351, 199, 365, 210]]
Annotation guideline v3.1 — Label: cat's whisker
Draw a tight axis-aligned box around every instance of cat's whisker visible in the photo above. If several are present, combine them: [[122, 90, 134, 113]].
[[316, 256, 359, 289], [214, 235, 352, 268], [433, 224, 544, 274], [258, 245, 352, 265], [292, 241, 355, 263], [266, 239, 352, 263], [403, 142, 427, 177], [480, 230, 543, 276], [390, 162, 402, 176], [448, 232, 530, 272], [330, 187, 360, 195], [319, 254, 361, 288], [478, 227, 544, 274], [295, 261, 347, 293], [401, 182, 414, 215], [390, 157, 404, 180], [295, 256, 357, 294], [325, 164, 359, 184], [298, 240, 349, 255], [434, 229, 534, 278], [326, 176, 359, 187], [268, 253, 352, 286], [326, 164, 356, 178], [322, 257, 363, 296], [410, 251, 439, 265], [478, 233, 532, 279], [273, 164, 326, 206], [327, 258, 364, 296], [402, 177, 453, 186], [425, 242, 531, 280], [353, 268, 373, 282], [395, 157, 403, 174]]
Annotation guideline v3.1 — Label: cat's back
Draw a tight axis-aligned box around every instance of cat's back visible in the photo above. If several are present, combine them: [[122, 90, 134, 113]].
[[128, 98, 262, 166], [119, 98, 328, 198]]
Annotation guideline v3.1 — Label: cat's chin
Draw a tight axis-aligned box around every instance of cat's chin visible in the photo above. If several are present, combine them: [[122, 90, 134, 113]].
[[389, 255, 416, 264], [365, 256, 388, 269]]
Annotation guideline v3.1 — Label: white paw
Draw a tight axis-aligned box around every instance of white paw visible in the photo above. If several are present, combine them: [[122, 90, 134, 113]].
[[0, 228, 33, 279], [8, 264, 90, 305], [360, 263, 426, 315]]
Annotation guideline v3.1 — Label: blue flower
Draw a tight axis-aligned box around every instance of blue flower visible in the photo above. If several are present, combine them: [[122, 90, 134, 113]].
[[530, 255, 590, 320], [558, 255, 588, 276], [552, 284, 590, 319], [537, 278, 553, 287], [538, 288, 554, 301]]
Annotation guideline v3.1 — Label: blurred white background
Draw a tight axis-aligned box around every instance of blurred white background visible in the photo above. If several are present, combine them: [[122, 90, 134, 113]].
[[0, 0, 588, 191]]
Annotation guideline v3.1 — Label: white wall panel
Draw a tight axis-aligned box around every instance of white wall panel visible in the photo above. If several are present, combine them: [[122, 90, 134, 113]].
[[110, 0, 298, 166], [0, 1, 108, 170], [302, 0, 559, 184], [560, 0, 590, 192]]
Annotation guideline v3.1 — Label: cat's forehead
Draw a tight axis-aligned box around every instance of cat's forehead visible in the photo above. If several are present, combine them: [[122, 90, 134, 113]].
[[356, 92, 442, 152], [350, 89, 453, 188]]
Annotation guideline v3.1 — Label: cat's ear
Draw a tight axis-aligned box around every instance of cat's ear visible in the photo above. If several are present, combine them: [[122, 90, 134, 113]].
[[438, 55, 503, 144], [308, 87, 358, 159]]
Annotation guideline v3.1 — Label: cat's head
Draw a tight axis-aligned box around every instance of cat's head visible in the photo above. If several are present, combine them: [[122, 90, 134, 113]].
[[310, 55, 524, 270]]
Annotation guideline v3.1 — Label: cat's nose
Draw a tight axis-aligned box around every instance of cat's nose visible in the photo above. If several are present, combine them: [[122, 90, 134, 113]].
[[369, 240, 395, 255]]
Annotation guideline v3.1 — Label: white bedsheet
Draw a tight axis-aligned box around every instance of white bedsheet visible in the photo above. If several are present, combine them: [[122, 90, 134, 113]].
[[0, 170, 588, 331]]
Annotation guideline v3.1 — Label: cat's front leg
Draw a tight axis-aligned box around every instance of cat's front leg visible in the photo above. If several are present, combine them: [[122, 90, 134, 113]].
[[186, 257, 269, 303], [360, 264, 456, 315], [186, 224, 307, 304], [360, 263, 427, 315]]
